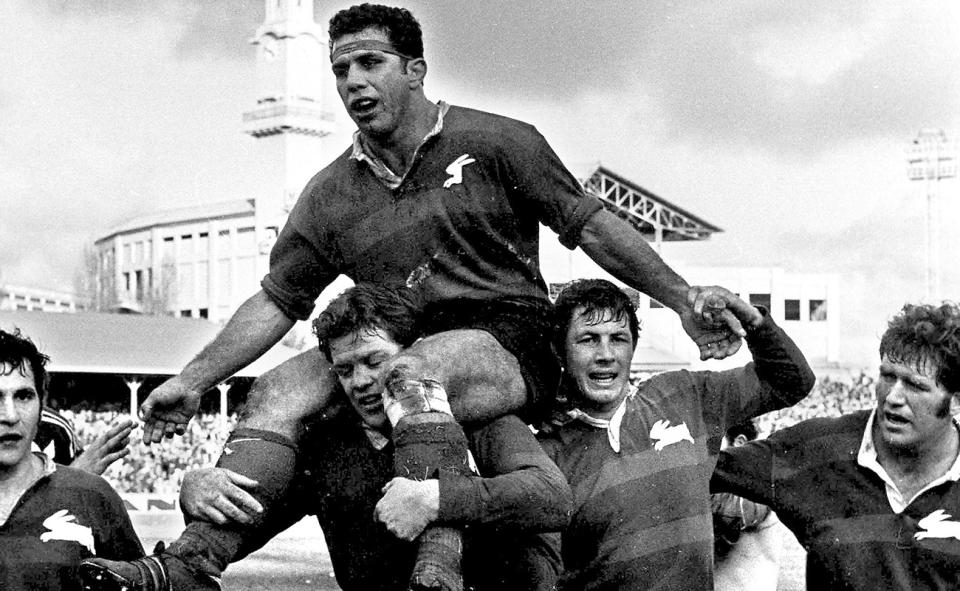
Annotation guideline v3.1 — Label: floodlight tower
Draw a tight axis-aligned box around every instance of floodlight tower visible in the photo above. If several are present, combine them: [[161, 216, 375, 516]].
[[906, 129, 957, 301]]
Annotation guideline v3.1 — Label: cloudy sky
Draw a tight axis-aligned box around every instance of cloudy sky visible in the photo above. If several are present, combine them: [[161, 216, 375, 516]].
[[1, 0, 958, 366]]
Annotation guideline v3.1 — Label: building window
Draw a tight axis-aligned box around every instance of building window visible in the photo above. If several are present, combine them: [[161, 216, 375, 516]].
[[236, 227, 256, 254], [810, 300, 827, 321], [784, 299, 800, 321], [199, 308, 208, 319], [179, 234, 193, 259], [749, 293, 771, 313], [181, 309, 193, 318], [135, 270, 145, 301], [123, 272, 131, 292]]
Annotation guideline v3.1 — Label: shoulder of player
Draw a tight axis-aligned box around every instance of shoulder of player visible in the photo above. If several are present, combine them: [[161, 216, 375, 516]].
[[48, 464, 116, 492], [296, 145, 365, 203], [759, 410, 869, 458], [442, 105, 542, 145]]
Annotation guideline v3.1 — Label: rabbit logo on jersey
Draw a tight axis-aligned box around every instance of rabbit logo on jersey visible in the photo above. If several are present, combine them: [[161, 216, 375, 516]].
[[650, 419, 694, 451], [915, 509, 960, 542], [40, 509, 95, 553]]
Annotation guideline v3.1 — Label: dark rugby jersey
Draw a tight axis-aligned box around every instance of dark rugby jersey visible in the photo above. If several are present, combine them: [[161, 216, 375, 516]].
[[284, 414, 569, 591], [539, 313, 813, 591], [0, 456, 142, 590], [263, 104, 602, 320], [714, 411, 960, 591]]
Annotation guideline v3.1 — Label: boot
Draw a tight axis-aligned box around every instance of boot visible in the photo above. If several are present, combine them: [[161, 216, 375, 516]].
[[79, 543, 220, 591]]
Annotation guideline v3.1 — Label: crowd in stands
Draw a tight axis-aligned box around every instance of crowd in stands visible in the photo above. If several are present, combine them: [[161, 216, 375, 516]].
[[59, 375, 876, 493], [62, 409, 235, 494], [754, 373, 876, 436]]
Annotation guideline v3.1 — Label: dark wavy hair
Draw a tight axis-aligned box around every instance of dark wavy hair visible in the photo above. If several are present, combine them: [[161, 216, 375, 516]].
[[313, 283, 424, 362], [329, 4, 424, 59], [552, 279, 640, 361], [0, 328, 49, 401], [880, 302, 960, 393]]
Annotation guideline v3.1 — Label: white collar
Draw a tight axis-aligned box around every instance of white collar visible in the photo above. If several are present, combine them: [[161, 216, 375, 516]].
[[857, 409, 960, 513], [567, 395, 629, 453], [350, 101, 450, 189]]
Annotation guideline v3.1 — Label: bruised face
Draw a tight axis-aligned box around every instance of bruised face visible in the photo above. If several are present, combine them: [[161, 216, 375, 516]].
[[0, 361, 41, 473], [330, 27, 422, 140], [564, 307, 636, 419], [873, 355, 957, 454], [329, 328, 403, 431]]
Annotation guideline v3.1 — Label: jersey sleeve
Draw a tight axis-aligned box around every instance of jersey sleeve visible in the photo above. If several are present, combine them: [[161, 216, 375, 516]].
[[711, 437, 779, 506], [502, 124, 603, 249], [696, 309, 815, 436], [261, 183, 342, 321], [438, 415, 572, 532]]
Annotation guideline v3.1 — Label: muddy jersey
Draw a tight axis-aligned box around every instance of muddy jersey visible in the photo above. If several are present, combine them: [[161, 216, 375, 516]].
[[263, 104, 602, 320]]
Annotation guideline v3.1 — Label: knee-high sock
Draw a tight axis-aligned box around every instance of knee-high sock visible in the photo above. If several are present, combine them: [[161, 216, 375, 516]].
[[167, 428, 297, 576], [387, 379, 471, 591]]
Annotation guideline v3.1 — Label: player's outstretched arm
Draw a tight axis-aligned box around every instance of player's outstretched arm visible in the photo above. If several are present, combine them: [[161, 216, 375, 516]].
[[140, 289, 295, 444], [578, 209, 744, 360], [71, 418, 135, 475]]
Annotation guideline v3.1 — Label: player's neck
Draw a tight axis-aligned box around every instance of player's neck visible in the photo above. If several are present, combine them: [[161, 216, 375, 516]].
[[364, 96, 438, 176], [0, 453, 43, 521], [876, 421, 959, 489]]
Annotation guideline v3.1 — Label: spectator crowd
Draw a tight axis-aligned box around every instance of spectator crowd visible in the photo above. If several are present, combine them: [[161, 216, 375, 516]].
[[56, 373, 874, 494], [62, 409, 235, 493]]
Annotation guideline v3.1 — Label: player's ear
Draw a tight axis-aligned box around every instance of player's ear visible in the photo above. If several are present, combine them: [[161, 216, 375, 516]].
[[406, 57, 427, 88], [950, 394, 960, 418], [733, 434, 749, 448]]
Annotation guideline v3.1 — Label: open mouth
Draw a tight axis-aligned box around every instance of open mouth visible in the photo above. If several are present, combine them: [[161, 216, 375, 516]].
[[588, 371, 619, 387], [350, 97, 377, 116], [883, 411, 910, 426]]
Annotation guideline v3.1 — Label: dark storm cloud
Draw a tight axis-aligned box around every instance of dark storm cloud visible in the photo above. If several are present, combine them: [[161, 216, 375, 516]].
[[414, 1, 957, 156]]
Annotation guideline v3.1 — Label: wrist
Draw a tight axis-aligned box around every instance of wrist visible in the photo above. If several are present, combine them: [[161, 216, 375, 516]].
[[745, 306, 767, 331]]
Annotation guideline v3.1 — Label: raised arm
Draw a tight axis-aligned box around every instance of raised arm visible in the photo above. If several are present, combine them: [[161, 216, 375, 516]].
[[693, 287, 816, 427], [140, 289, 295, 443], [579, 209, 745, 360], [373, 415, 572, 540]]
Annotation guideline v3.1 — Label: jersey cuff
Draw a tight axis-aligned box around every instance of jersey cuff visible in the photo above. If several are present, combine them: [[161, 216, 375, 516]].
[[260, 276, 314, 321]]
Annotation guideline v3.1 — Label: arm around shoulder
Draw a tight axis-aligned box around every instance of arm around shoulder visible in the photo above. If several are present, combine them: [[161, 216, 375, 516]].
[[439, 415, 572, 532]]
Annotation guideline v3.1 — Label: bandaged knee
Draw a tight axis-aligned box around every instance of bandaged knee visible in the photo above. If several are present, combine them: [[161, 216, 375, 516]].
[[385, 378, 468, 591], [385, 378, 470, 479]]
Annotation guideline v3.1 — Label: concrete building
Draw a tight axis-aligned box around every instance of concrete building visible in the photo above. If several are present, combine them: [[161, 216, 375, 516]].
[[94, 0, 345, 322], [0, 284, 86, 313]]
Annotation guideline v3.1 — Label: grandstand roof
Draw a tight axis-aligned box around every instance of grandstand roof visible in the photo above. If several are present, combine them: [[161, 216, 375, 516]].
[[98, 199, 255, 242], [579, 165, 722, 241], [0, 310, 301, 377]]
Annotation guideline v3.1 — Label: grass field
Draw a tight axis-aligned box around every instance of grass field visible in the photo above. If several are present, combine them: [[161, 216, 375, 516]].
[[132, 512, 807, 590]]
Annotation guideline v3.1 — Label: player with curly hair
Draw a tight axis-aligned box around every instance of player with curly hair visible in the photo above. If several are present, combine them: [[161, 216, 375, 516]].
[[714, 302, 960, 590]]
